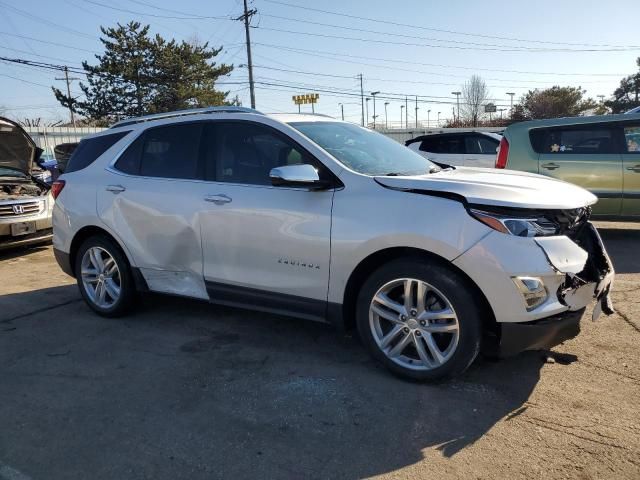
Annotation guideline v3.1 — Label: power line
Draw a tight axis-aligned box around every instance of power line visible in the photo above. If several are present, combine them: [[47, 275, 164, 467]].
[[0, 1, 95, 39], [0, 31, 99, 53], [254, 25, 638, 53], [254, 42, 626, 77], [84, 0, 232, 20], [263, 0, 640, 49], [258, 12, 638, 52]]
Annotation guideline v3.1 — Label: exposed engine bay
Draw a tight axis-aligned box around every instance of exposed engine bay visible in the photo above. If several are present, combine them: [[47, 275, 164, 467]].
[[0, 179, 47, 201]]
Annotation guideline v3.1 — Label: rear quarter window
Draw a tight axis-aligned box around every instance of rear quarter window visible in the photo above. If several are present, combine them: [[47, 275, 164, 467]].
[[65, 131, 130, 173]]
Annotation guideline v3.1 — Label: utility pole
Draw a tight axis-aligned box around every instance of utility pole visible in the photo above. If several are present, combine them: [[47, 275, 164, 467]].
[[415, 96, 418, 128], [371, 91, 379, 129], [405, 96, 408, 130], [55, 66, 79, 127], [237, 0, 257, 108], [437, 111, 441, 126], [506, 92, 515, 116], [427, 109, 431, 128], [338, 103, 344, 121], [358, 74, 364, 126], [451, 91, 461, 122], [400, 105, 405, 129], [384, 102, 389, 129]]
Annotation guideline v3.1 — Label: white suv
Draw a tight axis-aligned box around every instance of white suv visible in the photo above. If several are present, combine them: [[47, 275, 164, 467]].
[[52, 107, 614, 380]]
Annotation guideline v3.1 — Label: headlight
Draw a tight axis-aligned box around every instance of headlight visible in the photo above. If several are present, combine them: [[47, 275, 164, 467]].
[[470, 208, 559, 237]]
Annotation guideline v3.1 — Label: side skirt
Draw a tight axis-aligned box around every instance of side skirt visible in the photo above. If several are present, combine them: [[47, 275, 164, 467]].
[[205, 281, 334, 324]]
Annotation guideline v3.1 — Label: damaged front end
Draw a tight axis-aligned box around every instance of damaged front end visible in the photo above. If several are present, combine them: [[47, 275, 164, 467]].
[[536, 217, 615, 321]]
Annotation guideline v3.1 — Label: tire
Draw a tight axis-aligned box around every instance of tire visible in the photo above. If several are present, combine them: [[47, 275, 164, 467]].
[[74, 235, 136, 317], [356, 257, 482, 381]]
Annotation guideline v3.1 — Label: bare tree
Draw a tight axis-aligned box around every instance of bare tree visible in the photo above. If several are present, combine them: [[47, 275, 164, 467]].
[[461, 75, 490, 127]]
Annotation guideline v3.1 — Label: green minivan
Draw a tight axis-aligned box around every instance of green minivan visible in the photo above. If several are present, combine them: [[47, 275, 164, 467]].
[[497, 113, 640, 217]]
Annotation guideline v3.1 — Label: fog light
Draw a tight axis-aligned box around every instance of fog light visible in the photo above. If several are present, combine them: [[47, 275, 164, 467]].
[[512, 277, 548, 311]]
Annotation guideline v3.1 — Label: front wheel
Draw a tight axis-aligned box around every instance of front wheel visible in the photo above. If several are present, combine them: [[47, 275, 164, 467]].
[[356, 258, 482, 381]]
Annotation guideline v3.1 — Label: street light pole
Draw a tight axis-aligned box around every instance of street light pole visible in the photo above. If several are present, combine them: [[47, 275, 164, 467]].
[[384, 102, 389, 129], [451, 91, 461, 122], [365, 97, 370, 127], [371, 91, 380, 129], [338, 103, 344, 121], [506, 92, 515, 116], [400, 105, 405, 129]]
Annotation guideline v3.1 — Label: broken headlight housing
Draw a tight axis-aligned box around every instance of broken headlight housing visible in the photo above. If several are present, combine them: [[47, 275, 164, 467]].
[[470, 208, 559, 237]]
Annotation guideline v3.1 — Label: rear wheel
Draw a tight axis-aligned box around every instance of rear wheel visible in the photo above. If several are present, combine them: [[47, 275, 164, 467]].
[[75, 235, 136, 317], [356, 258, 482, 381]]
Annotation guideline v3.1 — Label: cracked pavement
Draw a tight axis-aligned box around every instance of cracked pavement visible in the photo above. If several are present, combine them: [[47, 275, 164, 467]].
[[1, 222, 639, 479]]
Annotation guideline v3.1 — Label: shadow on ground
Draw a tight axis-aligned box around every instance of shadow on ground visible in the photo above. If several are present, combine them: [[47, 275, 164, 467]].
[[598, 228, 640, 274], [0, 285, 545, 479]]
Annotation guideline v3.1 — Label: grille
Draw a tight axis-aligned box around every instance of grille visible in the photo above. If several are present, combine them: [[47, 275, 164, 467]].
[[0, 200, 43, 217]]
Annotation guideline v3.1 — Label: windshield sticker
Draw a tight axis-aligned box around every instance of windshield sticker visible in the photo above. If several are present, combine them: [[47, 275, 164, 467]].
[[551, 143, 560, 152]]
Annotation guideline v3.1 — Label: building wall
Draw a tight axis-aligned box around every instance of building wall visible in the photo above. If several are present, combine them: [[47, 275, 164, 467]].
[[24, 126, 106, 158]]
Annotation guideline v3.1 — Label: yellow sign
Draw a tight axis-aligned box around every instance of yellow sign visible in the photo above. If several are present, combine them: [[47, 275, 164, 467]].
[[292, 93, 320, 105]]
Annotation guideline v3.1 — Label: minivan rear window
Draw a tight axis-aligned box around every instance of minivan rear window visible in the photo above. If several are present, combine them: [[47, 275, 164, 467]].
[[65, 131, 130, 173]]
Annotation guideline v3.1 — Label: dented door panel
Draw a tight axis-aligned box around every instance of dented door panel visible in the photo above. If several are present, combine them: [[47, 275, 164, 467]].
[[97, 171, 210, 299]]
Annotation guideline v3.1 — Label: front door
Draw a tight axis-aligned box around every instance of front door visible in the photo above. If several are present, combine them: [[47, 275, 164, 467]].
[[536, 124, 622, 216], [621, 122, 640, 215], [199, 121, 334, 320]]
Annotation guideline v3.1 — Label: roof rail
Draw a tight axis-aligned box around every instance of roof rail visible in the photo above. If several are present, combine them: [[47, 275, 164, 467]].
[[110, 106, 263, 128]]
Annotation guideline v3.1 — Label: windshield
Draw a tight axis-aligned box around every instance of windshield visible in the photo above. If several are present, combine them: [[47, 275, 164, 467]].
[[289, 121, 439, 176]]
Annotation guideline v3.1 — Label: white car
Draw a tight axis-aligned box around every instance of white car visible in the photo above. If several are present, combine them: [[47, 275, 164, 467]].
[[52, 108, 614, 381], [406, 131, 502, 168]]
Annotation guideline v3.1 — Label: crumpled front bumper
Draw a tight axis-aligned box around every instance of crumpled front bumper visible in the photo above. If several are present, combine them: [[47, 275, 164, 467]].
[[453, 221, 614, 355]]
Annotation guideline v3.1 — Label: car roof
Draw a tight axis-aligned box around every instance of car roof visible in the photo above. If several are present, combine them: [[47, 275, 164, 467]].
[[506, 113, 640, 131]]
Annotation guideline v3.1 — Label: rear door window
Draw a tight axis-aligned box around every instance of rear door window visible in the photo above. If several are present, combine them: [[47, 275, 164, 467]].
[[532, 126, 617, 155], [65, 131, 130, 173], [114, 124, 203, 179], [420, 135, 463, 154], [465, 135, 499, 154]]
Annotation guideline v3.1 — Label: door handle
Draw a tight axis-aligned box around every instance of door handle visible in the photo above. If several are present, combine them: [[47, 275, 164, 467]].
[[106, 184, 126, 193], [204, 194, 232, 205], [541, 162, 560, 170], [626, 165, 640, 173], [466, 158, 478, 161]]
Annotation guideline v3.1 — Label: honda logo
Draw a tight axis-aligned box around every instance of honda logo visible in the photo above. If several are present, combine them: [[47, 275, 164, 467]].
[[12, 204, 24, 215]]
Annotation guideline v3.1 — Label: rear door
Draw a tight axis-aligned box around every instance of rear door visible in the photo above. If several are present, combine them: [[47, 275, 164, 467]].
[[621, 122, 640, 215], [463, 134, 500, 168], [97, 122, 210, 299], [535, 124, 622, 216], [418, 134, 464, 166]]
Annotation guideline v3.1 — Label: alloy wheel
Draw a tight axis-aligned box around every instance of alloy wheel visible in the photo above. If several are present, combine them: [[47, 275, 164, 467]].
[[369, 278, 460, 371], [80, 246, 121, 309]]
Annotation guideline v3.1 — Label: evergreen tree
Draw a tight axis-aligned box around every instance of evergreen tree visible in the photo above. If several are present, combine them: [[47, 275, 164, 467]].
[[53, 22, 234, 124]]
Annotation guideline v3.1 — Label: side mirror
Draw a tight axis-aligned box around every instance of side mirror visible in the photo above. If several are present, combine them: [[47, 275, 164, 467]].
[[269, 164, 329, 189]]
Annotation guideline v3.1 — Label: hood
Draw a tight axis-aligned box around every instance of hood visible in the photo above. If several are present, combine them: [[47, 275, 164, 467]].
[[0, 117, 41, 174], [374, 167, 597, 210]]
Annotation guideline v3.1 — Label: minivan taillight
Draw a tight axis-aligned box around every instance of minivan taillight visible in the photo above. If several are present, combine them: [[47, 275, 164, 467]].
[[495, 137, 509, 169], [51, 180, 66, 199]]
